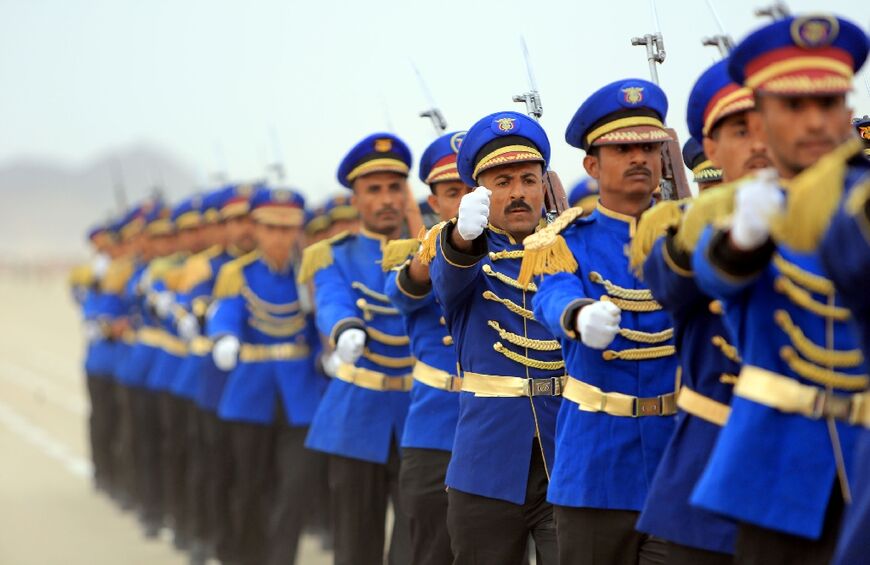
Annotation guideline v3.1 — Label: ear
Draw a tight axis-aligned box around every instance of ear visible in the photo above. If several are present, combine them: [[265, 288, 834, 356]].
[[583, 153, 600, 178], [427, 192, 441, 215], [349, 186, 358, 209], [702, 135, 721, 169]]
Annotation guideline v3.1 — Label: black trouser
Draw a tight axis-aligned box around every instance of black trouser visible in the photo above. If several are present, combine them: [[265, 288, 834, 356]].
[[114, 384, 138, 507], [266, 424, 326, 565], [328, 444, 411, 565], [554, 505, 668, 565], [184, 401, 206, 546], [447, 440, 558, 565], [734, 483, 844, 565], [134, 388, 164, 528], [158, 392, 187, 534], [204, 412, 233, 562], [227, 420, 276, 565], [86, 376, 116, 491], [400, 447, 453, 565], [665, 541, 732, 565]]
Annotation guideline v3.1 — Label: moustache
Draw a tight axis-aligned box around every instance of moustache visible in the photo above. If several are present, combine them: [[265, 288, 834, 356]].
[[504, 200, 533, 214], [375, 206, 399, 216], [624, 166, 652, 178]]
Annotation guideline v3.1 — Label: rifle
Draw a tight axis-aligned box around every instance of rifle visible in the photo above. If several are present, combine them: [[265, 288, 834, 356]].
[[754, 1, 790, 21], [630, 1, 692, 200], [512, 37, 568, 221], [701, 0, 734, 58]]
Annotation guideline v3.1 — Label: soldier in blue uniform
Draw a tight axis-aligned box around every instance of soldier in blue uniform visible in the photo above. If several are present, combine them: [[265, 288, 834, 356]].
[[209, 187, 324, 565], [681, 137, 722, 192], [382, 130, 470, 565], [521, 80, 677, 565], [817, 176, 870, 565], [300, 132, 414, 565], [688, 14, 869, 564], [425, 111, 562, 564], [631, 57, 770, 565], [567, 176, 599, 212]]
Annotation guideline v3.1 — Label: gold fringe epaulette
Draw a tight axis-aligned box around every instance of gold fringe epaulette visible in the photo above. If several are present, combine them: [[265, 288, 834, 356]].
[[178, 246, 222, 293], [673, 182, 739, 253], [846, 177, 870, 218], [213, 251, 259, 298], [297, 231, 352, 284], [517, 207, 584, 287], [100, 257, 135, 293], [771, 139, 863, 252], [418, 221, 449, 266], [381, 238, 421, 271], [68, 263, 94, 288], [146, 253, 185, 284], [629, 200, 684, 277]]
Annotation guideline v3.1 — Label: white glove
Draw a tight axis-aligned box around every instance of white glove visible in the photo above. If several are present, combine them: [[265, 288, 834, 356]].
[[212, 336, 240, 371], [456, 186, 491, 241], [91, 253, 111, 281], [730, 169, 784, 250], [336, 328, 366, 364], [322, 351, 341, 377], [177, 314, 200, 341], [576, 301, 621, 349], [84, 321, 104, 343], [153, 291, 174, 319]]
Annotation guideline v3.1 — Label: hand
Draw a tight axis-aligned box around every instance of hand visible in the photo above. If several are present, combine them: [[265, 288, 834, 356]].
[[335, 328, 366, 364], [456, 186, 491, 241], [730, 169, 784, 250], [321, 351, 341, 377], [152, 291, 174, 318], [83, 321, 103, 343], [91, 253, 110, 281], [576, 301, 621, 349], [212, 336, 240, 371], [177, 314, 200, 341]]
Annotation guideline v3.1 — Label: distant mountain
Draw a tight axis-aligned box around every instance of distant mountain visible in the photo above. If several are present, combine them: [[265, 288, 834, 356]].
[[0, 143, 198, 262]]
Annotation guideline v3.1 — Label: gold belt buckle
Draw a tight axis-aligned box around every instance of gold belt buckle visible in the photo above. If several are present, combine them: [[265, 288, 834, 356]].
[[381, 375, 405, 392], [812, 391, 853, 422], [530, 377, 559, 397], [634, 396, 663, 417]]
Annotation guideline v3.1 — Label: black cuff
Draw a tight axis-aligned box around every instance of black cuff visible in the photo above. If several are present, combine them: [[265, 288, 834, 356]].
[[709, 228, 775, 278], [561, 298, 593, 340], [397, 263, 432, 298], [441, 222, 488, 267], [333, 319, 366, 344], [664, 228, 692, 272]]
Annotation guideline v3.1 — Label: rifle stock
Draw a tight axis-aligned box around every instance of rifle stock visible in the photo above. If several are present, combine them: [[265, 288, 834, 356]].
[[544, 170, 569, 218], [660, 128, 691, 200]]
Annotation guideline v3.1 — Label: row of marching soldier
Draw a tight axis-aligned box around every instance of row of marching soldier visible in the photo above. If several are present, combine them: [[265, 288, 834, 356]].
[[70, 10, 870, 565]]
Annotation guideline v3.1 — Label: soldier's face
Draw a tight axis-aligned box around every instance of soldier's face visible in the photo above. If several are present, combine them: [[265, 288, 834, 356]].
[[149, 234, 174, 257], [225, 215, 256, 253], [477, 162, 545, 240], [583, 143, 662, 205], [704, 111, 772, 183], [254, 222, 300, 264], [177, 226, 207, 254], [428, 180, 472, 222], [351, 172, 408, 236], [753, 94, 852, 178]]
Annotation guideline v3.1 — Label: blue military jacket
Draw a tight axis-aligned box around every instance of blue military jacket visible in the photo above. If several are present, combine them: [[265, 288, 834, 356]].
[[634, 231, 740, 554], [532, 204, 677, 511], [690, 164, 869, 539], [85, 257, 135, 378], [116, 260, 162, 388], [820, 178, 870, 564], [430, 222, 563, 505], [211, 252, 324, 426], [304, 230, 412, 463], [145, 253, 189, 393], [384, 262, 460, 452]]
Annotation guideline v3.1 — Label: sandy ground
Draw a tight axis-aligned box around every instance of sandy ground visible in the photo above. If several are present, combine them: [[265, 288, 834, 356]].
[[0, 273, 330, 564]]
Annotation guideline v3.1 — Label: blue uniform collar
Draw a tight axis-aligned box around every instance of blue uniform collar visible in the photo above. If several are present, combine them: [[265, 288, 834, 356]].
[[359, 226, 389, 249], [593, 202, 656, 237]]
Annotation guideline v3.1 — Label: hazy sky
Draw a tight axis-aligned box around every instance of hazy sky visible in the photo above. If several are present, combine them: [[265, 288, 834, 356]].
[[2, 0, 868, 205]]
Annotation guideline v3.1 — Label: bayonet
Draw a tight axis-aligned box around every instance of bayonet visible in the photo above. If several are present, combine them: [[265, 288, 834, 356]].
[[412, 62, 447, 136]]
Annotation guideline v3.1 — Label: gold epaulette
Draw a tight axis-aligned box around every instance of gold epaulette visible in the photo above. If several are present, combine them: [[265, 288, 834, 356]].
[[418, 221, 450, 265], [628, 200, 685, 277], [516, 206, 584, 287], [213, 251, 259, 298], [673, 182, 739, 253], [297, 231, 352, 284], [100, 257, 135, 293], [178, 246, 223, 293], [68, 263, 94, 288], [381, 238, 421, 271], [147, 253, 184, 283], [846, 177, 870, 219], [771, 139, 863, 251]]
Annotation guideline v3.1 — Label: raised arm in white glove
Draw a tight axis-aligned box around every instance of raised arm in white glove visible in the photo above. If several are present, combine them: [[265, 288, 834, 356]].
[[212, 335, 240, 371], [177, 314, 200, 341], [153, 291, 174, 319], [335, 328, 366, 365], [576, 301, 622, 349], [730, 168, 784, 251], [321, 350, 341, 377], [456, 186, 492, 241]]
